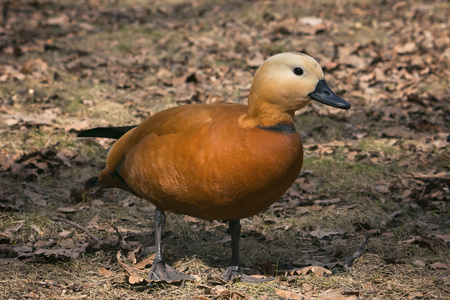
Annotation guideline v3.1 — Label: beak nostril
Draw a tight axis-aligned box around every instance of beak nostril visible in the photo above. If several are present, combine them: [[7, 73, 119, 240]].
[[324, 90, 331, 96]]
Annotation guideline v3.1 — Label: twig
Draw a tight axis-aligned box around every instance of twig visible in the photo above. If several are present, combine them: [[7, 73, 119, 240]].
[[51, 216, 100, 242], [113, 224, 124, 242], [32, 280, 63, 289], [116, 250, 140, 276], [344, 233, 372, 269]]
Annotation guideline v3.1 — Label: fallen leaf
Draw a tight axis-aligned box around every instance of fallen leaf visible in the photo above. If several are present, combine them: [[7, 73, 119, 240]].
[[430, 262, 449, 270], [24, 190, 47, 206], [99, 267, 116, 277], [34, 248, 80, 261], [314, 198, 341, 206], [283, 266, 332, 277], [311, 266, 333, 277], [128, 275, 145, 285], [20, 58, 48, 75], [134, 254, 154, 269], [413, 260, 426, 267], [309, 229, 345, 239], [275, 288, 304, 300], [0, 244, 15, 256], [407, 291, 424, 299], [434, 235, 450, 244], [317, 288, 359, 299], [246, 51, 264, 68], [380, 126, 414, 139], [193, 296, 210, 300]]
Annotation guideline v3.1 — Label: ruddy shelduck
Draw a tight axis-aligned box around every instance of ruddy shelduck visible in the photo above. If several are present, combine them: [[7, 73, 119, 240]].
[[78, 52, 351, 282]]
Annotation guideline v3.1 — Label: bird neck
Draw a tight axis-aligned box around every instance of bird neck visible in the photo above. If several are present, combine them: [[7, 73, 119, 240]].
[[239, 95, 295, 128]]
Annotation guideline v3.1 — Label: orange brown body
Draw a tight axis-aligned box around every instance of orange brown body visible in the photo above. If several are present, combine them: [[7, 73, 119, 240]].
[[98, 103, 303, 220]]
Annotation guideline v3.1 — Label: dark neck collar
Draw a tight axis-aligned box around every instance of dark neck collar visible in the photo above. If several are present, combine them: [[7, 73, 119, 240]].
[[256, 123, 296, 135]]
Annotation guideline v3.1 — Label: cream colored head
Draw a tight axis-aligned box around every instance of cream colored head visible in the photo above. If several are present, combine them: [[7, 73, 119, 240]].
[[243, 52, 350, 127], [249, 52, 324, 111]]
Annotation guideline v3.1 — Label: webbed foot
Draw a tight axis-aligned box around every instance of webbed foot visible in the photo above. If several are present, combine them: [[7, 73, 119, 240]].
[[223, 266, 274, 283], [223, 265, 241, 281], [148, 260, 195, 283]]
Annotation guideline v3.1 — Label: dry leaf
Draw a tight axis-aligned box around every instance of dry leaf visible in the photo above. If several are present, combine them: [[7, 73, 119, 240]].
[[314, 198, 341, 206], [430, 262, 449, 270], [98, 267, 116, 277], [128, 275, 145, 285], [309, 229, 345, 239], [434, 235, 450, 244], [134, 254, 155, 269], [193, 296, 210, 300], [311, 266, 332, 277], [246, 52, 264, 68], [317, 288, 359, 299], [380, 126, 414, 139], [275, 288, 304, 300]]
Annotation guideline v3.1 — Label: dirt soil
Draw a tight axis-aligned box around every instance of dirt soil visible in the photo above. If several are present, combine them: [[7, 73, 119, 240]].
[[0, 0, 449, 299]]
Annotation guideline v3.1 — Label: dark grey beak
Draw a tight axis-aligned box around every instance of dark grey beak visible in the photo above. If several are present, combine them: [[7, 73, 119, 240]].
[[308, 79, 351, 110]]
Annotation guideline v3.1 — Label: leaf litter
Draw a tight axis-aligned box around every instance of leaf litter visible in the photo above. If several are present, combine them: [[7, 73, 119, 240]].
[[0, 0, 449, 299]]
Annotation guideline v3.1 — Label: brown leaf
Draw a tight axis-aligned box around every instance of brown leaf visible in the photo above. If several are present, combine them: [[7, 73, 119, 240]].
[[34, 240, 55, 248], [206, 276, 227, 285], [134, 254, 154, 269], [193, 296, 210, 300], [24, 190, 47, 206], [116, 251, 140, 277], [380, 126, 414, 139], [373, 183, 390, 194], [430, 262, 449, 271], [284, 266, 332, 277], [311, 266, 333, 277], [34, 248, 80, 261], [407, 292, 424, 299], [317, 288, 359, 299], [56, 151, 72, 167], [98, 267, 116, 277], [246, 52, 264, 68], [46, 14, 69, 27], [394, 42, 418, 55], [60, 239, 75, 249], [0, 244, 15, 256], [20, 58, 48, 75], [128, 275, 145, 285], [57, 207, 80, 213], [275, 288, 304, 300], [434, 235, 450, 244], [314, 198, 341, 206], [408, 172, 449, 180], [309, 229, 345, 239], [0, 232, 11, 243]]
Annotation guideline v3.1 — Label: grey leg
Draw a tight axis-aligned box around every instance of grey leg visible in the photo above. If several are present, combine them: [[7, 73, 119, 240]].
[[223, 219, 242, 280], [147, 208, 195, 282]]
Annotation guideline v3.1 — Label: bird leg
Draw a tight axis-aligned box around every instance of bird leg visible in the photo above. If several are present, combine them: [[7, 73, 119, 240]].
[[147, 208, 195, 282], [223, 219, 274, 283], [223, 219, 242, 280]]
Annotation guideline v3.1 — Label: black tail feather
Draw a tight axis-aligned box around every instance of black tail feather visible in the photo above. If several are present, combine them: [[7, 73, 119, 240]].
[[77, 125, 138, 139], [85, 176, 100, 188]]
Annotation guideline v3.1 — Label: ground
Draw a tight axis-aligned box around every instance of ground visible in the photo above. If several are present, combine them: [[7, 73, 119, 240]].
[[0, 0, 449, 299]]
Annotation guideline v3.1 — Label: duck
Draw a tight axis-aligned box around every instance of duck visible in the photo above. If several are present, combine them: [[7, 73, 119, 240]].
[[77, 52, 351, 282]]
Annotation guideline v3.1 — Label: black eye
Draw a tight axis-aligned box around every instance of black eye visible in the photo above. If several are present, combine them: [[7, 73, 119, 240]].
[[293, 67, 303, 76]]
